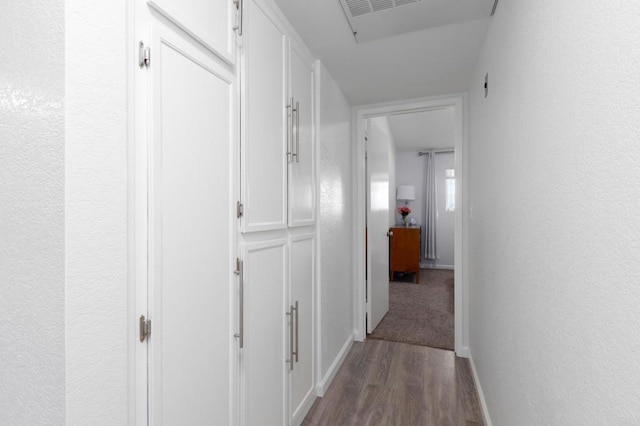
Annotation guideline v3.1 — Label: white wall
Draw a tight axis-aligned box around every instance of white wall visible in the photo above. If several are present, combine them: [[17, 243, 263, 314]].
[[395, 151, 455, 268], [468, 1, 640, 424], [316, 62, 354, 384], [66, 0, 129, 423], [0, 1, 65, 424]]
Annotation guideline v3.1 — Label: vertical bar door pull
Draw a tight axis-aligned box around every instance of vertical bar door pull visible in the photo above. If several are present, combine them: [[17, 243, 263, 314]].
[[294, 300, 299, 362], [286, 305, 294, 370], [234, 258, 244, 348], [286, 101, 293, 163], [291, 100, 298, 162], [295, 101, 300, 163]]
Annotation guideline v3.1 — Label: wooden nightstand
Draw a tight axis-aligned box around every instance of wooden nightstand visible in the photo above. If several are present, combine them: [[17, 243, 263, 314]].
[[389, 226, 421, 283]]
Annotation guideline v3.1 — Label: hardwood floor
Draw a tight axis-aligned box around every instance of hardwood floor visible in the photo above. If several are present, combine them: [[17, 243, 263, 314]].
[[302, 340, 484, 426]]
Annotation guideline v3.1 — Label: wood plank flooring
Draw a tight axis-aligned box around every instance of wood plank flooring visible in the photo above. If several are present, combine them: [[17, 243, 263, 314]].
[[302, 340, 484, 426]]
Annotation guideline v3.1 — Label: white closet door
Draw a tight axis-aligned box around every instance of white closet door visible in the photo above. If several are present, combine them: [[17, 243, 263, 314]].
[[289, 234, 315, 424], [147, 0, 237, 64], [148, 20, 235, 425], [241, 0, 288, 232], [288, 42, 315, 227], [242, 239, 288, 426]]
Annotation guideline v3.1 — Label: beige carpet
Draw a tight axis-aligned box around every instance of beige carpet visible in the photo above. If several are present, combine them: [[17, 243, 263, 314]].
[[367, 269, 454, 351]]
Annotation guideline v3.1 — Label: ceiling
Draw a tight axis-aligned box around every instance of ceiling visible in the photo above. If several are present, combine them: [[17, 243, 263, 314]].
[[387, 108, 455, 151], [273, 0, 493, 105]]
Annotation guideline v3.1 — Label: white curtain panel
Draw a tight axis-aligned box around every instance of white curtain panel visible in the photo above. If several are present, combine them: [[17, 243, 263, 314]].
[[424, 151, 437, 260]]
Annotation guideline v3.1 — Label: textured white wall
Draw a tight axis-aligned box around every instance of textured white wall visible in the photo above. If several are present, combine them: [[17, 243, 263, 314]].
[[0, 1, 65, 424], [468, 1, 640, 424], [66, 0, 129, 423], [395, 152, 423, 225], [316, 63, 354, 379]]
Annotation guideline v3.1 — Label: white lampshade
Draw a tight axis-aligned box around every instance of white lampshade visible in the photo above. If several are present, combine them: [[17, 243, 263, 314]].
[[396, 185, 415, 201]]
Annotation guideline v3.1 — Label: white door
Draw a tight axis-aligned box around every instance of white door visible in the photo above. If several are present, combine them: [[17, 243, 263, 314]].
[[147, 19, 236, 425], [147, 0, 238, 64], [288, 41, 315, 227], [289, 234, 315, 424], [243, 239, 288, 426], [241, 0, 288, 232], [366, 119, 390, 333]]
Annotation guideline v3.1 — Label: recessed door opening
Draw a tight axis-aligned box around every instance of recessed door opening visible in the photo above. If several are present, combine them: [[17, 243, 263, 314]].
[[353, 95, 468, 357]]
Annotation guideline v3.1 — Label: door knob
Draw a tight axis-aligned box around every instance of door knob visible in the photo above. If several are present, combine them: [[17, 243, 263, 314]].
[[387, 231, 393, 237]]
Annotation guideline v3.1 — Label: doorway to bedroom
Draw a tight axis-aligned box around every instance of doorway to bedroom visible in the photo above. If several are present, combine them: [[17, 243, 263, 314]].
[[356, 95, 467, 356]]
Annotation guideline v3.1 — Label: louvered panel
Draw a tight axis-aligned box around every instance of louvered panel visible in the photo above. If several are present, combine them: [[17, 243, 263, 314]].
[[395, 0, 419, 6], [346, 0, 372, 17], [370, 0, 394, 12]]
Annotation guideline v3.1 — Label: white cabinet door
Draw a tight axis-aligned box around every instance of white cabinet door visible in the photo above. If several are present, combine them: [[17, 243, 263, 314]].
[[147, 19, 236, 425], [289, 234, 315, 424], [241, 0, 288, 233], [242, 238, 288, 426], [147, 0, 238, 64], [288, 42, 315, 227]]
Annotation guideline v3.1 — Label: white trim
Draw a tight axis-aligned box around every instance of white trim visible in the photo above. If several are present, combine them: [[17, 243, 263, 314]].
[[469, 352, 493, 426], [419, 264, 455, 270], [312, 58, 324, 409], [352, 93, 469, 357], [131, 1, 151, 424], [146, 0, 236, 65], [315, 335, 354, 397]]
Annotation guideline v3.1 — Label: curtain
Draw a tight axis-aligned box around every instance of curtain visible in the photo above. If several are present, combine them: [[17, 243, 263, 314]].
[[424, 151, 437, 260]]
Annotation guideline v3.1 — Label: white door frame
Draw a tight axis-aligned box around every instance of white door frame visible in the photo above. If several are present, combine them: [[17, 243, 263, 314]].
[[351, 93, 470, 357]]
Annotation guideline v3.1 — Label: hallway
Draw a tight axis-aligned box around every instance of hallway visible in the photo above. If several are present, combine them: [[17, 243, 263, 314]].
[[303, 339, 483, 425]]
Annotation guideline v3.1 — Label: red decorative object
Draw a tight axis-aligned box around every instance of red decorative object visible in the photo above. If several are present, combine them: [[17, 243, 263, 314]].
[[396, 206, 411, 216]]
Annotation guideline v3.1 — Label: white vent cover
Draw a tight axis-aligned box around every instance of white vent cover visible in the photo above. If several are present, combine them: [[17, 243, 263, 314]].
[[339, 0, 494, 43], [343, 0, 420, 17]]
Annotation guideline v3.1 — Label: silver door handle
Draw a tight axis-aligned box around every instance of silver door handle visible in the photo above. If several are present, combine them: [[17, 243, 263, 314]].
[[291, 100, 299, 163], [234, 259, 244, 348], [294, 300, 299, 362], [233, 0, 243, 36], [287, 98, 294, 163], [286, 304, 295, 370], [295, 101, 300, 163], [387, 231, 393, 237]]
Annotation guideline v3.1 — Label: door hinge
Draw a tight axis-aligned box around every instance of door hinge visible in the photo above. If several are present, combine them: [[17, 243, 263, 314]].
[[138, 41, 151, 68], [237, 201, 244, 218], [234, 257, 241, 276], [139, 314, 151, 342]]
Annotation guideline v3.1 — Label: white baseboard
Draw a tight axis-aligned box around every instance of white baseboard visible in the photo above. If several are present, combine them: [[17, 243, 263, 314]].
[[291, 387, 318, 426], [419, 263, 454, 270], [315, 334, 354, 397], [468, 351, 492, 426], [456, 345, 469, 358]]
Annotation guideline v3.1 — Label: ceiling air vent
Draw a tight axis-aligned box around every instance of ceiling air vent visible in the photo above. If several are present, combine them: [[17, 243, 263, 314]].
[[343, 0, 420, 18], [345, 0, 372, 17], [370, 0, 394, 13]]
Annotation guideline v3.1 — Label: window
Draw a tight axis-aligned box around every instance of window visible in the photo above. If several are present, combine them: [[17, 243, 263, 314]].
[[445, 168, 455, 212]]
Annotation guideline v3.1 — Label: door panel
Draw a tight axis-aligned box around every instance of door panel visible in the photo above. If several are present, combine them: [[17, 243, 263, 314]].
[[288, 42, 315, 227], [241, 0, 288, 232], [289, 234, 315, 423], [148, 21, 235, 425], [366, 118, 390, 333], [243, 239, 287, 426], [147, 0, 237, 64]]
